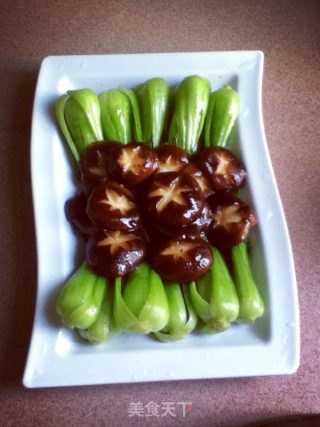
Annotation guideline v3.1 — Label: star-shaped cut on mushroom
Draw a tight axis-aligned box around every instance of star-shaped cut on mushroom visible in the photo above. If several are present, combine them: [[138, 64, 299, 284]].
[[118, 147, 145, 176], [193, 173, 209, 194], [212, 205, 242, 231], [97, 230, 137, 255], [99, 189, 135, 215], [159, 155, 181, 172], [148, 177, 191, 213], [160, 240, 196, 261], [88, 150, 107, 177], [215, 152, 231, 175]]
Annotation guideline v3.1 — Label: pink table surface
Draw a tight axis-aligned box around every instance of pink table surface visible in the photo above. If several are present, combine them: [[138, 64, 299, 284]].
[[0, 1, 320, 426]]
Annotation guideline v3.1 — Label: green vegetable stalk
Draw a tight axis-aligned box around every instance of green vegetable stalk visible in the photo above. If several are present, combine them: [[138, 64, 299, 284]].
[[78, 278, 120, 343], [56, 263, 106, 329], [114, 263, 169, 334], [136, 78, 170, 148], [122, 87, 143, 141], [168, 75, 211, 153], [55, 88, 103, 162], [190, 248, 239, 332], [99, 90, 133, 144], [204, 85, 240, 148], [99, 88, 143, 143], [231, 242, 264, 323], [153, 284, 197, 342]]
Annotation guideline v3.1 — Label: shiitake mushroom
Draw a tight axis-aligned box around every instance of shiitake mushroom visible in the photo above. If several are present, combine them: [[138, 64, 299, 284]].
[[87, 180, 141, 231], [145, 171, 204, 226], [86, 229, 147, 277], [206, 192, 257, 248], [65, 192, 95, 238], [155, 144, 190, 173], [150, 237, 213, 283], [108, 142, 159, 187], [196, 147, 246, 192], [147, 201, 212, 240], [80, 141, 120, 190], [182, 163, 214, 198]]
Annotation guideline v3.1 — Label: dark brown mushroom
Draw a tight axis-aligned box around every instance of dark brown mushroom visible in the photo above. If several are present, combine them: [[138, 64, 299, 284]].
[[155, 144, 190, 174], [147, 201, 212, 240], [108, 142, 159, 187], [150, 237, 213, 283], [145, 171, 204, 226], [87, 180, 141, 231], [196, 147, 246, 192], [183, 163, 214, 198], [206, 192, 257, 248], [65, 193, 95, 238], [86, 229, 146, 277], [80, 141, 120, 190]]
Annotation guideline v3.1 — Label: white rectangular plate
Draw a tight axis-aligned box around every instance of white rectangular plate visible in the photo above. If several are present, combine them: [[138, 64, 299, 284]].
[[24, 51, 299, 388]]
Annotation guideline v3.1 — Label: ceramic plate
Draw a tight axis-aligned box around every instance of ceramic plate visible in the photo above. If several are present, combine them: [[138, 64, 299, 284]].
[[23, 51, 299, 388]]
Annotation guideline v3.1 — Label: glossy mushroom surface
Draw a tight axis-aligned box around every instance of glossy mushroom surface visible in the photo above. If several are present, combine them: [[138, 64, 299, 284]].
[[183, 162, 214, 198], [145, 172, 204, 226], [86, 229, 146, 277], [207, 192, 257, 248], [151, 237, 213, 282], [65, 193, 95, 238], [155, 144, 190, 174], [197, 147, 246, 192], [80, 141, 120, 190], [148, 200, 212, 240], [108, 142, 159, 187], [87, 180, 141, 231]]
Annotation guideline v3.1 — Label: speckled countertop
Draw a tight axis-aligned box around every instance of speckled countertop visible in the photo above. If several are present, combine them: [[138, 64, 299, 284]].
[[1, 1, 320, 426]]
